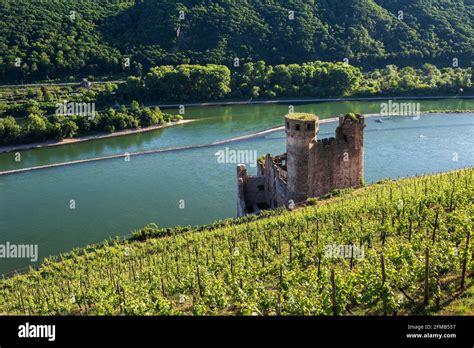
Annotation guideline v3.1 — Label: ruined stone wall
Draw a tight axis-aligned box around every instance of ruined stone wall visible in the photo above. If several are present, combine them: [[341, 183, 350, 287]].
[[237, 165, 249, 217], [307, 116, 365, 197], [244, 176, 267, 210], [263, 154, 288, 208], [237, 163, 273, 216]]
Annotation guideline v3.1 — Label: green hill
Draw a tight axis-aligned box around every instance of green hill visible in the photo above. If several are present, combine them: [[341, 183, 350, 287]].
[[0, 0, 473, 81], [1, 168, 472, 315]]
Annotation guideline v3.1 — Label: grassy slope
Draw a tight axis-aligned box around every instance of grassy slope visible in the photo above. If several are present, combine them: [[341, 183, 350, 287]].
[[0, 168, 472, 315], [437, 278, 474, 315]]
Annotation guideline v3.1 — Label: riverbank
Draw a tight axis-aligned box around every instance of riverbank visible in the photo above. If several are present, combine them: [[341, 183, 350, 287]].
[[0, 119, 194, 154]]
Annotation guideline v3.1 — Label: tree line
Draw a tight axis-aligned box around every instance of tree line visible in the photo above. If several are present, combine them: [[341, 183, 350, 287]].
[[117, 61, 473, 102], [0, 101, 182, 146]]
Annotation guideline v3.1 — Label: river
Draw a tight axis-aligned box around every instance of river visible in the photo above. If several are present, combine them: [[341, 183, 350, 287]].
[[0, 99, 473, 274]]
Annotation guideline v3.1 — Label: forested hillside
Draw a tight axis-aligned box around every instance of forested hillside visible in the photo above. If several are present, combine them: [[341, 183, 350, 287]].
[[0, 0, 473, 82]]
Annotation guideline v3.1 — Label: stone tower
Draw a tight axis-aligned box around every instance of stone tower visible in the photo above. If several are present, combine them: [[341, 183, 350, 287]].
[[285, 113, 319, 203], [307, 113, 365, 197]]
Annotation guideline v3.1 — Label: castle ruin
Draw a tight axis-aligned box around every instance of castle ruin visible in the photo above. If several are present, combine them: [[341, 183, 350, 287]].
[[237, 113, 365, 216]]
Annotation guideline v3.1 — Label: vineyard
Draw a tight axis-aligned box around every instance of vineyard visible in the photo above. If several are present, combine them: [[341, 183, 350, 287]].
[[0, 82, 121, 118], [0, 168, 472, 315]]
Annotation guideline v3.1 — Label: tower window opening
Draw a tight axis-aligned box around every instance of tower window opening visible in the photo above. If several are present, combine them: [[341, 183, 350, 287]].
[[307, 123, 311, 130], [295, 124, 300, 131], [286, 122, 289, 129], [257, 185, 265, 192]]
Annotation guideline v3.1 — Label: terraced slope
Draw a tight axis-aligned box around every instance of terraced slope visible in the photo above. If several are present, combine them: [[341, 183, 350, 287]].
[[1, 168, 472, 315]]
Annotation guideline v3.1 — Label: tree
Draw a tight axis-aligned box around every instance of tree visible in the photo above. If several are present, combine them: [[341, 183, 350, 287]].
[[130, 100, 141, 115], [251, 86, 260, 98], [26, 101, 46, 117], [60, 119, 79, 138], [23, 114, 50, 142], [0, 116, 21, 144], [139, 107, 159, 127], [145, 64, 231, 101]]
